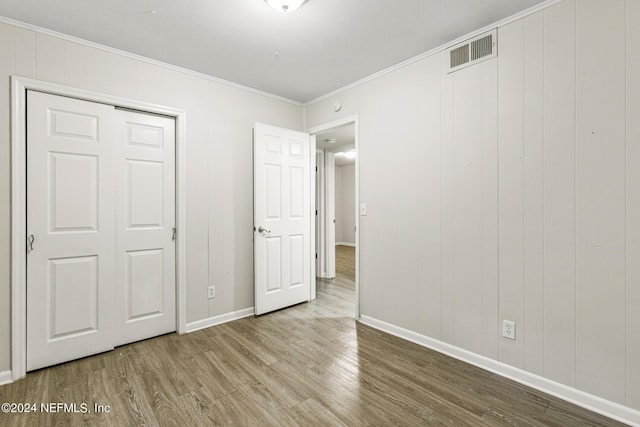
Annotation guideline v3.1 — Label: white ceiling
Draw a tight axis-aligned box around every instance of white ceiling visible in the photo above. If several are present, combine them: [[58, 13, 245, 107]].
[[0, 0, 546, 103]]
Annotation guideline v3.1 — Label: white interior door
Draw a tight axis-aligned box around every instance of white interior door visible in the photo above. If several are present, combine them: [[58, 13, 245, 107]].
[[254, 123, 311, 315], [115, 109, 176, 345], [27, 91, 116, 370]]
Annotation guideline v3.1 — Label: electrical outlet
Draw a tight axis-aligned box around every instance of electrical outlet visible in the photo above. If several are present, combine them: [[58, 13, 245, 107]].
[[502, 320, 516, 340], [208, 286, 215, 299]]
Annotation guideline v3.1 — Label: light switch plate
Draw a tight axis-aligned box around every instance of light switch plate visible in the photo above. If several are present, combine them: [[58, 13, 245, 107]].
[[360, 203, 367, 216]]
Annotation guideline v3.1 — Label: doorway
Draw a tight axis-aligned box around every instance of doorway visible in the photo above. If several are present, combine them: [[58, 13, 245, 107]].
[[308, 116, 359, 318]]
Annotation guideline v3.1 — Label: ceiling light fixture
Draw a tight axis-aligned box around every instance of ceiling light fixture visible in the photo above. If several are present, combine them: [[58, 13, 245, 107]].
[[324, 138, 337, 145], [265, 0, 306, 13], [335, 150, 356, 160]]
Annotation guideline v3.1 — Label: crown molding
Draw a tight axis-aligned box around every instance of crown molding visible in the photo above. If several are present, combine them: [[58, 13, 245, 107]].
[[0, 15, 304, 107], [304, 0, 562, 107], [0, 1, 564, 112]]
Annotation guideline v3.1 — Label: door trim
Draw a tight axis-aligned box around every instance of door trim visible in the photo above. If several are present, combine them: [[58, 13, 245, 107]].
[[307, 114, 360, 319], [324, 151, 336, 279], [10, 76, 187, 381], [315, 149, 325, 279]]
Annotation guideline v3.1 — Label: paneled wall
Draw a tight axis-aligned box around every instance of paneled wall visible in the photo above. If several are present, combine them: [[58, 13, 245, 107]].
[[626, 0, 640, 409], [443, 56, 498, 358], [0, 21, 303, 372], [575, 0, 627, 403], [305, 0, 639, 412]]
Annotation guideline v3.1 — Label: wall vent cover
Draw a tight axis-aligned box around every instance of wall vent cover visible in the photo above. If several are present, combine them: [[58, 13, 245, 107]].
[[447, 29, 497, 73], [450, 44, 470, 68]]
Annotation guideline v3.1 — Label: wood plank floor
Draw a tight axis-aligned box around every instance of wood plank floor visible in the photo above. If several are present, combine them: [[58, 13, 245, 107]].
[[0, 246, 626, 426], [335, 244, 355, 281]]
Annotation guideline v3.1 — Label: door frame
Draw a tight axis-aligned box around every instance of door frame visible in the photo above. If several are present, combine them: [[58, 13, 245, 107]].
[[315, 150, 324, 278], [10, 76, 187, 381], [307, 114, 360, 319], [324, 151, 336, 279]]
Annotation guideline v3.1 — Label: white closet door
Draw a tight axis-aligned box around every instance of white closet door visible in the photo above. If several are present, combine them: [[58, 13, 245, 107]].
[[114, 109, 176, 345], [26, 92, 177, 371], [26, 91, 116, 371]]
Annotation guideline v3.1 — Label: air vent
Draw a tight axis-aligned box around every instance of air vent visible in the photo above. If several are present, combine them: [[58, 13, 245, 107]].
[[450, 44, 469, 68], [447, 29, 497, 73], [471, 34, 493, 61]]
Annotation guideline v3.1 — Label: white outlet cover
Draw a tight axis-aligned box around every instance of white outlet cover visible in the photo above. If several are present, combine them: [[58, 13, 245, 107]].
[[502, 320, 516, 340]]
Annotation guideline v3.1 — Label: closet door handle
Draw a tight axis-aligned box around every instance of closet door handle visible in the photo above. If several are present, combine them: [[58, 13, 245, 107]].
[[27, 234, 35, 253], [172, 228, 176, 242]]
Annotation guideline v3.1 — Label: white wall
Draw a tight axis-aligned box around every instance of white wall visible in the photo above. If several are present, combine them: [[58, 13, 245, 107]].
[[305, 0, 640, 413], [336, 164, 355, 245], [0, 21, 303, 373]]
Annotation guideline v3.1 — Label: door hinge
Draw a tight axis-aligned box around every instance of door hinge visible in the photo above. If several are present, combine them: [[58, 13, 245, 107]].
[[315, 209, 318, 216], [315, 253, 318, 259], [172, 227, 176, 242]]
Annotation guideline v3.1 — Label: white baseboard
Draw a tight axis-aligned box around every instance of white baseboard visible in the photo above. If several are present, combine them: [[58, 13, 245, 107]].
[[360, 315, 640, 427], [0, 370, 12, 386], [185, 307, 254, 333], [336, 242, 356, 247]]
